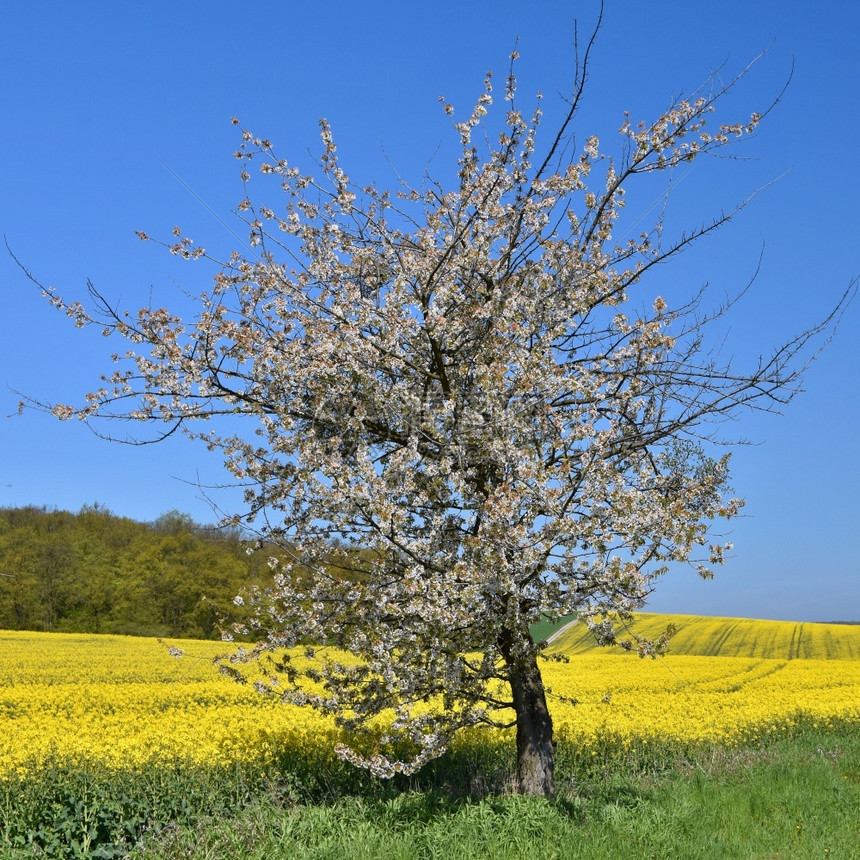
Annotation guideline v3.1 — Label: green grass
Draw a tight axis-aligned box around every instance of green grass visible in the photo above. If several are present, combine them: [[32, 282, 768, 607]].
[[3, 729, 858, 859], [132, 734, 860, 859], [131, 731, 860, 859], [547, 612, 860, 660]]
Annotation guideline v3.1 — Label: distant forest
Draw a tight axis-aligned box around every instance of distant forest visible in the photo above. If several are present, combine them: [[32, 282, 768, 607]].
[[5, 506, 852, 640], [0, 505, 277, 639]]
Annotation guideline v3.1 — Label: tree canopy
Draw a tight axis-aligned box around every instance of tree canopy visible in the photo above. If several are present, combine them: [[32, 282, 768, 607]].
[[20, 29, 854, 796]]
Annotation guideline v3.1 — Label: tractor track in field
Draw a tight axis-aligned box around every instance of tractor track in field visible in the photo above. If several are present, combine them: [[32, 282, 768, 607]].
[[543, 618, 578, 646]]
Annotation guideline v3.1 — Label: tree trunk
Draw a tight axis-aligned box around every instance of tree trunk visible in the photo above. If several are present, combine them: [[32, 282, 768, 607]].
[[502, 634, 555, 796]]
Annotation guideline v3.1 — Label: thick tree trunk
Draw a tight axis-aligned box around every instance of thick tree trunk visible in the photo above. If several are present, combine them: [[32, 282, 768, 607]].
[[502, 634, 555, 796]]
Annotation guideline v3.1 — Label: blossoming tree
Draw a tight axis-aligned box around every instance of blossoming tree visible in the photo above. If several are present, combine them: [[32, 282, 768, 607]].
[[22, 36, 853, 796]]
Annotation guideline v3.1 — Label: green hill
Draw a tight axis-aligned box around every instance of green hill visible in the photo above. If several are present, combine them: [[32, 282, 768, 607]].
[[545, 612, 860, 660]]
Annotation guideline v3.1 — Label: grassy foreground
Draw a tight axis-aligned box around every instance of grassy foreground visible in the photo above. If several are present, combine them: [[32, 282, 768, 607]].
[[133, 733, 860, 860], [1, 729, 857, 858]]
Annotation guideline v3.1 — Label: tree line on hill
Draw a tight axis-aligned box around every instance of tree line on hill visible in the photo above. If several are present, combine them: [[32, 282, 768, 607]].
[[0, 505, 277, 638]]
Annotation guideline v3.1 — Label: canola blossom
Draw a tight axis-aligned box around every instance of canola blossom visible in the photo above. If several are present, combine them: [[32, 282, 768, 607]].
[[2, 628, 859, 778], [545, 653, 860, 749], [0, 631, 337, 777], [549, 613, 860, 660]]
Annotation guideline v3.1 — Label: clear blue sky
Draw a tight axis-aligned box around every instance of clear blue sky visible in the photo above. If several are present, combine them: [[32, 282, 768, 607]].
[[2, 1, 857, 622]]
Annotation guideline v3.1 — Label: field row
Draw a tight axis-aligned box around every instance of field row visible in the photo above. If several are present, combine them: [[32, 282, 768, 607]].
[[2, 630, 860, 776]]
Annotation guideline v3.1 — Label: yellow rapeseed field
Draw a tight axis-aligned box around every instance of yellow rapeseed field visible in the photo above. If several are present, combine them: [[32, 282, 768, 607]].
[[548, 612, 860, 659], [0, 631, 339, 777], [543, 653, 860, 749], [2, 623, 859, 777]]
